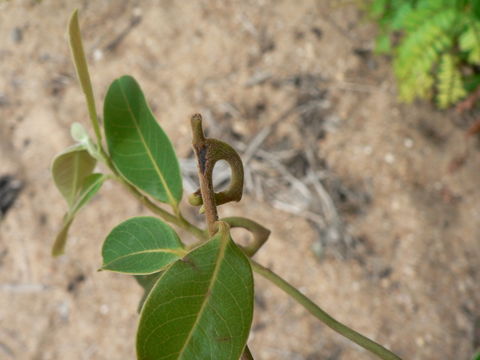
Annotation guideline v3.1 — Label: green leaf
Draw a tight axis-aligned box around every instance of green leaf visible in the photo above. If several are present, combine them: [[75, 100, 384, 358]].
[[52, 173, 106, 256], [104, 75, 182, 207], [134, 272, 163, 313], [52, 145, 96, 207], [136, 223, 254, 360], [101, 217, 186, 274], [68, 9, 102, 142]]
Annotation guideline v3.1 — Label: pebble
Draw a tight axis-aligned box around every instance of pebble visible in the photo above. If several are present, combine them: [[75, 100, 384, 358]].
[[404, 138, 414, 148], [93, 49, 104, 61], [99, 304, 109, 315], [58, 302, 69, 320], [384, 152, 395, 164], [415, 337, 425, 346]]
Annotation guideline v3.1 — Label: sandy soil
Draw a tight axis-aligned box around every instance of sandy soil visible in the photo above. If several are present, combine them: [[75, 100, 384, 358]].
[[1, 1, 479, 359]]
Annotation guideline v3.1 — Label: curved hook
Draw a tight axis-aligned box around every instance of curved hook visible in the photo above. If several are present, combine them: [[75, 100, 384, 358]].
[[221, 216, 271, 257], [189, 114, 244, 208]]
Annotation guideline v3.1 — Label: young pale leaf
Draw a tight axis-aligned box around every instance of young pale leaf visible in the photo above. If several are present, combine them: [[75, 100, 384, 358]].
[[68, 9, 102, 142], [102, 217, 186, 274], [71, 122, 97, 158], [52, 173, 106, 256], [136, 223, 254, 360], [104, 75, 182, 206], [71, 173, 105, 213], [52, 145, 96, 207]]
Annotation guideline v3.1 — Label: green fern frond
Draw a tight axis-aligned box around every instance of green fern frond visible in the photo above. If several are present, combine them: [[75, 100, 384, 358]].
[[437, 54, 467, 108], [459, 21, 480, 64], [369, 0, 478, 107], [394, 11, 456, 102]]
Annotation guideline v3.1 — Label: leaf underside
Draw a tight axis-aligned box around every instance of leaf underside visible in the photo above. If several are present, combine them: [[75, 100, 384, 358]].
[[51, 143, 105, 256], [136, 230, 254, 360], [103, 75, 182, 206], [52, 173, 105, 256], [52, 145, 96, 207], [102, 216, 185, 274]]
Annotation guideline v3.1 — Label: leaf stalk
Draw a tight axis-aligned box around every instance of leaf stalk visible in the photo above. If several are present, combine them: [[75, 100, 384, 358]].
[[250, 260, 403, 360]]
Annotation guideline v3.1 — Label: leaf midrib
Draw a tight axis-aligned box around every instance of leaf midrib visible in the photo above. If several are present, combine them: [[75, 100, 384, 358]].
[[70, 151, 80, 206], [103, 248, 186, 269], [71, 175, 103, 214], [176, 235, 228, 359], [116, 81, 177, 206]]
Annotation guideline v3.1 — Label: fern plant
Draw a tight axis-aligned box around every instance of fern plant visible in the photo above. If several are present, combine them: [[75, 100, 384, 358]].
[[368, 0, 480, 108]]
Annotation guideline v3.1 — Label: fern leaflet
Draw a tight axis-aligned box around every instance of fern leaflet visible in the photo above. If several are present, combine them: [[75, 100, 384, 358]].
[[437, 54, 467, 108]]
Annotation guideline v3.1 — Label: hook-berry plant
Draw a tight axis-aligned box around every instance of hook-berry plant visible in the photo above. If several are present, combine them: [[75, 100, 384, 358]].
[[51, 10, 402, 360]]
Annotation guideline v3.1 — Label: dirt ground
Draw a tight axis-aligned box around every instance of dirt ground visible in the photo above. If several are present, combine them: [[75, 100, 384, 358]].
[[1, 1, 480, 359]]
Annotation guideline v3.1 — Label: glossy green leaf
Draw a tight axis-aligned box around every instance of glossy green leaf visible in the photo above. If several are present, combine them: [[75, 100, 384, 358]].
[[52, 173, 106, 256], [136, 223, 254, 360], [104, 75, 182, 206], [134, 272, 163, 313], [52, 145, 96, 208], [101, 217, 186, 274]]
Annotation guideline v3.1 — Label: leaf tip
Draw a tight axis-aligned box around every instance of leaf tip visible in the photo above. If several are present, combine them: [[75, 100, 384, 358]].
[[68, 9, 79, 31]]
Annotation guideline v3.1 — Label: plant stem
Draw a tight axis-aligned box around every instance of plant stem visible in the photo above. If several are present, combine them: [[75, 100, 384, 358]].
[[125, 181, 205, 241], [250, 260, 403, 360], [191, 114, 219, 235], [99, 146, 206, 241]]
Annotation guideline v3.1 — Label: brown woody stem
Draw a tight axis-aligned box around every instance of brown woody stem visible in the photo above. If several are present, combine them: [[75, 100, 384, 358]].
[[191, 114, 219, 235]]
